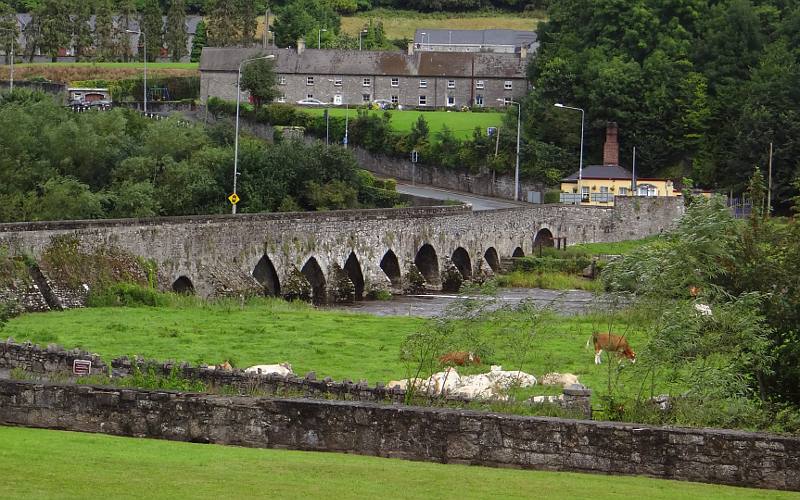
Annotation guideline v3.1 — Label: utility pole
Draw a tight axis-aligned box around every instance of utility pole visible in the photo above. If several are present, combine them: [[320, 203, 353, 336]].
[[767, 142, 773, 216], [262, 7, 269, 48]]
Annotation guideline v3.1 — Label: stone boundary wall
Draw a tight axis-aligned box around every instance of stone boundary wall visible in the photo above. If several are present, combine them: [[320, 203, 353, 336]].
[[1, 378, 798, 491], [0, 339, 592, 414]]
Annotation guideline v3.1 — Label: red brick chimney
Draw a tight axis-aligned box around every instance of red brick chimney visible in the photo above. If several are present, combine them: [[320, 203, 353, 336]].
[[603, 122, 619, 166]]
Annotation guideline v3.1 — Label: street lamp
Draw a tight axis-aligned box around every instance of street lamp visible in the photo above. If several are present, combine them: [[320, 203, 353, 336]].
[[554, 103, 585, 204], [359, 29, 368, 51], [318, 28, 327, 49], [0, 27, 14, 92], [126, 30, 146, 113], [232, 54, 276, 215], [498, 99, 521, 201]]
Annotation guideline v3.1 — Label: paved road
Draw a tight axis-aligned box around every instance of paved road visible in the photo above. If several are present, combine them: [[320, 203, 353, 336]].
[[395, 182, 526, 211]]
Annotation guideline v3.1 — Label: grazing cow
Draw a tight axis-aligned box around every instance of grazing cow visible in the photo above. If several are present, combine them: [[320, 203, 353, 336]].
[[244, 362, 293, 376], [588, 332, 636, 364], [438, 351, 481, 366], [485, 365, 537, 389], [386, 378, 425, 391]]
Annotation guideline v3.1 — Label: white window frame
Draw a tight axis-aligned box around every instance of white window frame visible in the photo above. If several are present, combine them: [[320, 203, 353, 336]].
[[475, 94, 484, 106], [363, 77, 371, 87], [279, 76, 287, 85], [333, 77, 342, 86], [504, 80, 512, 90], [447, 80, 455, 89], [446, 95, 455, 107], [276, 95, 286, 103], [390, 77, 399, 87], [362, 93, 371, 102], [419, 79, 427, 88], [306, 76, 314, 86], [306, 94, 314, 99], [619, 187, 628, 196], [502, 97, 512, 105], [390, 95, 398, 104], [476, 80, 485, 89], [419, 95, 427, 106]]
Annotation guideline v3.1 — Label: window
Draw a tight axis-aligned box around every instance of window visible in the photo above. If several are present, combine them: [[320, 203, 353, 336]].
[[447, 80, 455, 89], [391, 95, 398, 104], [419, 95, 427, 105], [279, 76, 287, 85], [504, 80, 512, 90], [363, 77, 371, 87], [581, 186, 590, 203], [276, 95, 286, 103], [419, 79, 427, 88], [446, 95, 455, 107], [619, 187, 629, 196], [503, 97, 512, 105], [362, 93, 371, 102], [306, 76, 314, 85], [475, 94, 484, 106], [600, 186, 609, 193], [638, 184, 658, 197], [476, 80, 485, 89], [307, 94, 314, 99], [333, 77, 342, 86], [391, 77, 399, 87]]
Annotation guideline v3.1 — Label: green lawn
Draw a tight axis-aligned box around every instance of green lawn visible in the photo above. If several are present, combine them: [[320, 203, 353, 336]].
[[304, 108, 507, 139], [3, 297, 663, 398], [1, 427, 793, 499], [571, 237, 658, 256]]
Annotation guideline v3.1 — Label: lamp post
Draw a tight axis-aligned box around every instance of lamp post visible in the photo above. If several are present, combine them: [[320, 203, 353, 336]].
[[318, 28, 327, 49], [0, 27, 14, 92], [126, 29, 146, 113], [232, 54, 276, 215], [359, 29, 368, 51], [498, 99, 521, 201], [554, 103, 585, 204]]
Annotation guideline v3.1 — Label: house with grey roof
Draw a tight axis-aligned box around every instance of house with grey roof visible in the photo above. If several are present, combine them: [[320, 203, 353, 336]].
[[200, 40, 529, 109], [413, 29, 538, 55]]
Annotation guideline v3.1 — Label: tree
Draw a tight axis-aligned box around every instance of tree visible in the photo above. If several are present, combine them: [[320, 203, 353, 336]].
[[36, 0, 71, 62], [206, 0, 238, 47], [165, 0, 187, 62], [240, 56, 278, 107], [237, 0, 257, 46], [72, 0, 94, 61], [116, 0, 137, 62], [273, 0, 340, 48], [0, 2, 19, 65], [140, 0, 163, 62], [190, 19, 205, 62], [94, 0, 117, 61]]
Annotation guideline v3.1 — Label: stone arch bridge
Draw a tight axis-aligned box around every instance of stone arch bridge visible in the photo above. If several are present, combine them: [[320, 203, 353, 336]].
[[0, 197, 683, 303]]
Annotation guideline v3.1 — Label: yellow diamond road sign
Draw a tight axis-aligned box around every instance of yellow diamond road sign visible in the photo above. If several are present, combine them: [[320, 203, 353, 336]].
[[228, 193, 240, 205]]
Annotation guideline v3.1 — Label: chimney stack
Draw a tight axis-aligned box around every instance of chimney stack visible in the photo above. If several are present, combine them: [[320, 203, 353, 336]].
[[297, 38, 305, 55], [603, 122, 619, 166]]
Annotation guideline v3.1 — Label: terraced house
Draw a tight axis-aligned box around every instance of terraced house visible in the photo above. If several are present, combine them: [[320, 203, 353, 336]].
[[199, 40, 530, 109]]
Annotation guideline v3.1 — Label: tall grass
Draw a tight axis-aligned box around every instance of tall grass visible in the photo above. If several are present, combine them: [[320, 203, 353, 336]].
[[496, 271, 603, 292]]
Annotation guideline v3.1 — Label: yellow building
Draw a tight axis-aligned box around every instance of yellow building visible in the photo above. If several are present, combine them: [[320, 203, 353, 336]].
[[559, 122, 679, 206]]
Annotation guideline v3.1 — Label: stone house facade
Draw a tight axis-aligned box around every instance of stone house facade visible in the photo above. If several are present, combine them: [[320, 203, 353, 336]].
[[199, 42, 529, 109]]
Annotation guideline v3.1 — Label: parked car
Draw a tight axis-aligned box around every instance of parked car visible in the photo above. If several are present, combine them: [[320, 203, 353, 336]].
[[372, 99, 394, 110], [296, 98, 326, 106]]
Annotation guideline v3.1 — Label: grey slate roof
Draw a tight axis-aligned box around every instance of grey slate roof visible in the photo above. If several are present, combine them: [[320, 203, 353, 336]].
[[200, 47, 527, 79], [562, 164, 634, 181], [413, 28, 538, 49]]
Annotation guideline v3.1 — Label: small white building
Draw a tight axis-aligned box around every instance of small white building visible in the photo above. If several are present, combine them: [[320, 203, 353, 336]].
[[67, 88, 111, 103]]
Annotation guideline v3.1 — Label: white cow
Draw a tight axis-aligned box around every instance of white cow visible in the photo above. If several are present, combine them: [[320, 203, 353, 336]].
[[421, 367, 460, 395], [451, 374, 495, 400], [540, 372, 580, 387], [386, 378, 425, 391], [244, 362, 293, 376], [485, 365, 537, 389]]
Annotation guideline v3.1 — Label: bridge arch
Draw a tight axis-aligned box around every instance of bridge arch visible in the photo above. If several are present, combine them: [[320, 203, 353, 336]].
[[414, 244, 440, 284], [534, 228, 555, 248], [253, 254, 281, 297], [380, 249, 401, 286], [343, 251, 365, 300], [512, 247, 525, 258], [484, 247, 501, 273], [301, 257, 326, 304], [451, 247, 472, 279], [172, 276, 195, 295]]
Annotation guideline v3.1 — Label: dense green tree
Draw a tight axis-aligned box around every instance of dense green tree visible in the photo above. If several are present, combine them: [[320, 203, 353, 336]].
[[237, 0, 257, 46], [0, 2, 19, 65], [35, 0, 71, 62], [165, 0, 187, 61], [206, 0, 238, 46], [140, 0, 163, 62], [239, 56, 278, 106], [94, 0, 117, 60], [189, 19, 205, 62], [71, 0, 94, 61], [273, 0, 340, 48], [116, 0, 137, 61]]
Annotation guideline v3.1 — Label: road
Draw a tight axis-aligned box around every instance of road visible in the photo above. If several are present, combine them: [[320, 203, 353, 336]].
[[395, 182, 526, 211]]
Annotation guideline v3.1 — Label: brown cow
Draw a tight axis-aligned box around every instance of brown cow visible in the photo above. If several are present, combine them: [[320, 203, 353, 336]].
[[438, 351, 481, 366], [588, 333, 636, 365]]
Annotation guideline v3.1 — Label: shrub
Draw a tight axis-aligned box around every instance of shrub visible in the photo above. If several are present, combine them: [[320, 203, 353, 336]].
[[87, 282, 166, 307]]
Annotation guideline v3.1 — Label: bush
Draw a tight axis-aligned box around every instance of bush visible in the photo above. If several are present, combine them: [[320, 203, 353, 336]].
[[87, 283, 166, 307], [512, 254, 592, 275]]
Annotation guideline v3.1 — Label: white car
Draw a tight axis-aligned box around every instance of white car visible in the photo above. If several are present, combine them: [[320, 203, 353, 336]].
[[296, 98, 326, 106]]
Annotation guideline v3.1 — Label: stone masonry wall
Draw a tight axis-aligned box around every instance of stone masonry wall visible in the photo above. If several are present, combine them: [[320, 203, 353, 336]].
[[1, 378, 798, 491]]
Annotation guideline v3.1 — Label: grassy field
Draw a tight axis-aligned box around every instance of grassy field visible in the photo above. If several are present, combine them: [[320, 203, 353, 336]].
[[3, 297, 661, 398], [341, 9, 544, 39], [1, 427, 793, 499], [571, 237, 657, 256], [0, 62, 198, 83], [304, 107, 506, 139]]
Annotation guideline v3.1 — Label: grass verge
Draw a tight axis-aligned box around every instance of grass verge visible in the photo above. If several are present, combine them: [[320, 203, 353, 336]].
[[0, 426, 793, 500]]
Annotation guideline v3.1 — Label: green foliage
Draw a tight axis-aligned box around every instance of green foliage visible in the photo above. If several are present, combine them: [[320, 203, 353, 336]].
[[273, 0, 341, 48], [140, 0, 163, 62], [240, 57, 279, 107], [87, 283, 167, 308], [165, 0, 188, 62], [190, 20, 206, 62]]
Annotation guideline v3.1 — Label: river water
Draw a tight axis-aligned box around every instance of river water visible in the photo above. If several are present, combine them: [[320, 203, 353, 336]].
[[330, 288, 626, 318]]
